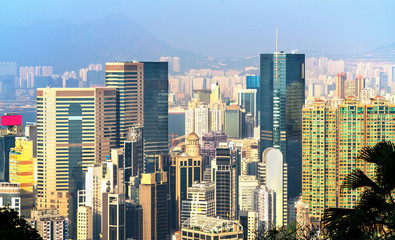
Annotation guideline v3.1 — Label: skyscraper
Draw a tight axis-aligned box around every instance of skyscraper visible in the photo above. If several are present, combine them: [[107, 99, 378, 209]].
[[302, 97, 395, 222], [105, 62, 144, 144], [36, 87, 117, 234], [212, 148, 239, 220], [259, 148, 288, 227], [260, 52, 305, 199], [102, 193, 126, 240], [105, 61, 168, 173], [139, 171, 169, 240], [170, 132, 203, 230], [238, 89, 257, 120], [302, 99, 337, 222], [142, 62, 169, 173]]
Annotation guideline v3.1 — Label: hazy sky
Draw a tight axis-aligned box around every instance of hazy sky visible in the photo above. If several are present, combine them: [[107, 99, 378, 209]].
[[0, 0, 394, 57]]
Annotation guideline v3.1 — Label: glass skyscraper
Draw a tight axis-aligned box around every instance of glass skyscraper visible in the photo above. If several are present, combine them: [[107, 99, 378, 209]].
[[105, 61, 169, 173], [142, 62, 169, 173], [260, 52, 305, 199]]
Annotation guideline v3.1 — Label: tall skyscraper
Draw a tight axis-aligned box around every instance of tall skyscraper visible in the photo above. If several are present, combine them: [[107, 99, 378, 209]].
[[36, 87, 117, 234], [259, 148, 288, 227], [102, 193, 126, 240], [302, 99, 337, 222], [105, 62, 144, 144], [212, 148, 239, 220], [139, 171, 169, 240], [260, 52, 305, 199], [302, 97, 395, 222], [170, 132, 203, 230], [142, 62, 169, 173], [105, 61, 168, 173]]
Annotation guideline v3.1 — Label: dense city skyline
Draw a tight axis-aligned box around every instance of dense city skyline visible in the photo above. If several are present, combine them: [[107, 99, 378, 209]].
[[0, 1, 394, 239]]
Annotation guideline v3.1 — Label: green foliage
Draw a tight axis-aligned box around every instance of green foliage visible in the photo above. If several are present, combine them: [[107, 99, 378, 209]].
[[322, 141, 395, 240], [0, 207, 42, 240]]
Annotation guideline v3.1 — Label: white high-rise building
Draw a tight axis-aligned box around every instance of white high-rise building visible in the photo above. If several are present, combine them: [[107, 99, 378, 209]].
[[185, 100, 210, 142], [258, 148, 288, 228], [239, 175, 259, 211], [253, 185, 275, 231]]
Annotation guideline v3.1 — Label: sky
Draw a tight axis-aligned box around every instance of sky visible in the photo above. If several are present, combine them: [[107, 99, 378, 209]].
[[0, 0, 394, 57]]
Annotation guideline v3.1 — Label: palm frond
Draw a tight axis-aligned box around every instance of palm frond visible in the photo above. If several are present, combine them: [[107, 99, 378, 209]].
[[341, 169, 383, 193], [322, 208, 377, 240]]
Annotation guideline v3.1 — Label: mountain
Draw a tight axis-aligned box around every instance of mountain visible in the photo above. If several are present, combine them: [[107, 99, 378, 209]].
[[0, 14, 202, 73], [347, 43, 395, 63]]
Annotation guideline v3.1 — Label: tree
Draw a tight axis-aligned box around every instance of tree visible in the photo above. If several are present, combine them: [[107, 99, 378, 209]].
[[322, 141, 395, 240], [0, 207, 42, 240]]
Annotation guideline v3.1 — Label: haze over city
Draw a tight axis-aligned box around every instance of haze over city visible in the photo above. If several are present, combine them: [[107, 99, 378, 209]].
[[0, 1, 394, 240]]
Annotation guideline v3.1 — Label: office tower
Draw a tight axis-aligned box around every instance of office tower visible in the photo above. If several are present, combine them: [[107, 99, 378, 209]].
[[0, 182, 21, 215], [238, 89, 257, 120], [123, 125, 143, 199], [225, 105, 244, 139], [28, 209, 69, 240], [212, 148, 239, 220], [238, 175, 259, 211], [301, 99, 337, 222], [9, 137, 35, 217], [25, 124, 38, 158], [140, 62, 169, 172], [180, 182, 215, 224], [139, 171, 169, 240], [181, 216, 243, 240], [77, 206, 92, 240], [170, 133, 203, 229], [260, 52, 305, 199], [258, 148, 288, 227], [253, 185, 275, 231], [36, 87, 117, 234], [302, 97, 395, 222], [102, 193, 126, 240], [105, 62, 143, 144], [246, 75, 260, 113], [125, 200, 143, 240], [239, 211, 258, 240]]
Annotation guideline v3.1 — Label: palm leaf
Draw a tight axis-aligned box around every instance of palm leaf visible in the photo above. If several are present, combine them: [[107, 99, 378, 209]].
[[341, 169, 383, 194]]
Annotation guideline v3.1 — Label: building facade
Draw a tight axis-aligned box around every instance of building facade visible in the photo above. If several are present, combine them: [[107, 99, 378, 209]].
[[36, 87, 117, 234], [260, 52, 305, 199]]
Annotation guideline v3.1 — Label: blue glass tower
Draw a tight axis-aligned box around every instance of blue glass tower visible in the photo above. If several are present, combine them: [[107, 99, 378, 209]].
[[142, 62, 169, 173], [260, 52, 305, 199]]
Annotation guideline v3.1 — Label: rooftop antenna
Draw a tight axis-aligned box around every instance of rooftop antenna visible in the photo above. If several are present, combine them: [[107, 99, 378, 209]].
[[275, 27, 279, 85]]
